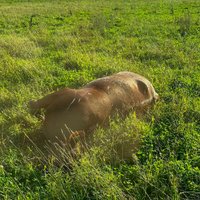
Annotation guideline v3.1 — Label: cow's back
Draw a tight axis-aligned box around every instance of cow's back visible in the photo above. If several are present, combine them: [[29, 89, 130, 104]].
[[84, 71, 158, 112]]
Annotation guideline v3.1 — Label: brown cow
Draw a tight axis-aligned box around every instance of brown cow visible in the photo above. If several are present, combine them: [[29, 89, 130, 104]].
[[29, 71, 159, 150]]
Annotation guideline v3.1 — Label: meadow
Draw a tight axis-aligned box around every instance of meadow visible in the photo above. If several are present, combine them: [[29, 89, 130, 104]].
[[0, 0, 200, 199]]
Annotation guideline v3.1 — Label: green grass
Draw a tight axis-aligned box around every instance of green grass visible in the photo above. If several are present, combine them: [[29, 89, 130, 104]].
[[0, 0, 200, 199]]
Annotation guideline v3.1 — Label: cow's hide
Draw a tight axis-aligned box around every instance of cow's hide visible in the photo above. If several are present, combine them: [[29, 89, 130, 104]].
[[29, 71, 159, 151]]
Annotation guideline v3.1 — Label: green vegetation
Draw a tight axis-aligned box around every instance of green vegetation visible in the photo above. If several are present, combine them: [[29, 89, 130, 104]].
[[0, 0, 199, 199]]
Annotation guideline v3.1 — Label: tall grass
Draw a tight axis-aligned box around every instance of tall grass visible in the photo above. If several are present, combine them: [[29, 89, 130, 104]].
[[0, 0, 199, 199]]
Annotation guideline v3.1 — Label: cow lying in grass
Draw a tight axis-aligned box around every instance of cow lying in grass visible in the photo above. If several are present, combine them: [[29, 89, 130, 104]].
[[29, 71, 159, 152]]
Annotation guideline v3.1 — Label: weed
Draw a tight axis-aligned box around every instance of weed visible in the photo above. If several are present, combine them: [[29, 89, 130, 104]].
[[177, 9, 191, 37]]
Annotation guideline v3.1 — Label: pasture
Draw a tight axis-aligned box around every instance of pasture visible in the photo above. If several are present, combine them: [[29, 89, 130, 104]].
[[0, 0, 199, 199]]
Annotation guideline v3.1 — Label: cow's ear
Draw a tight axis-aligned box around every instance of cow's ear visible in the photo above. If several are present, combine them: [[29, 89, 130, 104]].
[[136, 80, 149, 96]]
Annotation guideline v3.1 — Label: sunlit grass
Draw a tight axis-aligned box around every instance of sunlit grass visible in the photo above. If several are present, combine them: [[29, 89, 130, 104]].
[[0, 0, 199, 199]]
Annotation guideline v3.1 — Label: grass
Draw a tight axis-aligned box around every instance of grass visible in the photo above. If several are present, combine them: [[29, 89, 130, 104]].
[[0, 0, 200, 199]]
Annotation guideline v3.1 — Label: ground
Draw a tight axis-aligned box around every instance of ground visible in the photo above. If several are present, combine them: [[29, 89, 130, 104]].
[[0, 0, 199, 199]]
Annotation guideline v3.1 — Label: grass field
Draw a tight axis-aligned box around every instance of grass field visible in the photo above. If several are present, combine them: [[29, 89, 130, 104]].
[[0, 0, 200, 199]]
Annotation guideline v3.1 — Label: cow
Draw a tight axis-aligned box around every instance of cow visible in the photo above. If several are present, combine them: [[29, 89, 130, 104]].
[[29, 71, 159, 152]]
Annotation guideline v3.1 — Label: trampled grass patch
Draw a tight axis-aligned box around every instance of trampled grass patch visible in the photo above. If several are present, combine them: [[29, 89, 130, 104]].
[[0, 0, 199, 199]]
